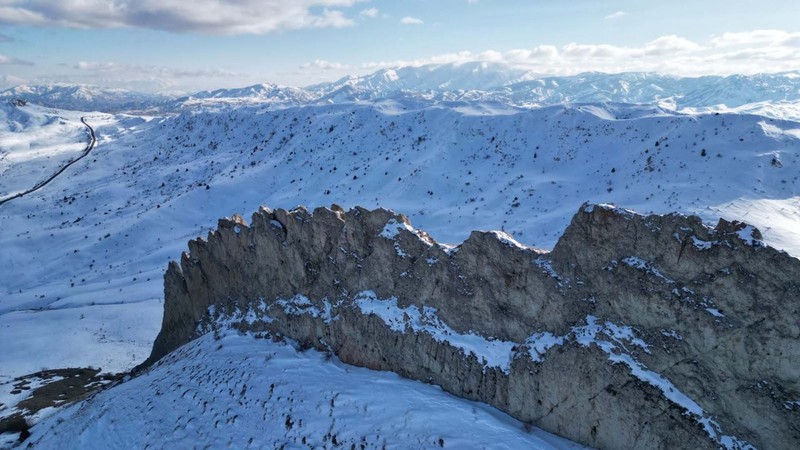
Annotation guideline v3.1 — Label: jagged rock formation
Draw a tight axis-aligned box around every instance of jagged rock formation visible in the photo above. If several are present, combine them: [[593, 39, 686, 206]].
[[147, 204, 800, 450]]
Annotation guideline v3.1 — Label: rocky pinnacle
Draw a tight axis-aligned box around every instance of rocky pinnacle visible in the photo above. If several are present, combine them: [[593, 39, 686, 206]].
[[147, 203, 800, 449]]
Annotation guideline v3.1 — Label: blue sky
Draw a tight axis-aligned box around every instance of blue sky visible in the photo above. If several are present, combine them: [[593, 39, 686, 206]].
[[0, 0, 799, 92]]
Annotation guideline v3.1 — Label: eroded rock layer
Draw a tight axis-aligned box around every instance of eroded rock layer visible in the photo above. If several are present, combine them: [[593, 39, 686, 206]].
[[147, 204, 800, 450]]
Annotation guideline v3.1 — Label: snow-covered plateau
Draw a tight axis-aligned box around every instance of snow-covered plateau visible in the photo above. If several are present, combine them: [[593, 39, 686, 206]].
[[1, 68, 799, 448]]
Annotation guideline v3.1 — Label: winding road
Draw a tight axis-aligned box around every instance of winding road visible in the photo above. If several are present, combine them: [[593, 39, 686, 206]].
[[0, 116, 96, 207]]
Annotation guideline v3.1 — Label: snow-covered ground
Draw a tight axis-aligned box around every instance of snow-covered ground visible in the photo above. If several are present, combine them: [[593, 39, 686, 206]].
[[0, 104, 91, 199], [23, 331, 586, 450], [0, 98, 798, 383]]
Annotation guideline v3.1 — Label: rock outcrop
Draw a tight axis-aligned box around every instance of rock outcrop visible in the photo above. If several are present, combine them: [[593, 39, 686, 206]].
[[146, 203, 800, 450]]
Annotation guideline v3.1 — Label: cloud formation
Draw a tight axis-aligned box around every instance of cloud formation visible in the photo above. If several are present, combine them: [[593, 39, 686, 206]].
[[604, 11, 627, 20], [400, 16, 424, 25], [298, 30, 800, 79], [0, 54, 33, 65], [17, 60, 247, 92], [0, 0, 365, 34], [359, 8, 378, 19]]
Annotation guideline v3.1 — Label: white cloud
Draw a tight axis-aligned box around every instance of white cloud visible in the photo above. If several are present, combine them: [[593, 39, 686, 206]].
[[0, 0, 366, 34], [359, 7, 378, 18], [710, 29, 800, 47], [73, 61, 239, 79], [604, 11, 627, 20], [297, 30, 800, 80], [299, 59, 349, 70], [61, 61, 242, 91], [0, 53, 33, 65], [0, 74, 26, 90], [643, 35, 701, 56], [400, 16, 424, 25]]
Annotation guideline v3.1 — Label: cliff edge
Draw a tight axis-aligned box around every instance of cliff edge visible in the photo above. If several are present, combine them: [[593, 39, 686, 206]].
[[146, 203, 800, 449]]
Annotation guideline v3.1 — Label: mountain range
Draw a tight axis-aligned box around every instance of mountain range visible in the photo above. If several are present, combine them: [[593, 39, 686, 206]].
[[4, 63, 800, 114], [1, 63, 799, 448]]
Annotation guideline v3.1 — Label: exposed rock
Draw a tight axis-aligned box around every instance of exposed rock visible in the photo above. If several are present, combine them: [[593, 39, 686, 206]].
[[146, 203, 800, 450], [0, 368, 123, 444]]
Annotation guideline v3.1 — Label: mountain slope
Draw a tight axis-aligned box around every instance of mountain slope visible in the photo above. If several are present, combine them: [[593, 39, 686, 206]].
[[0, 102, 91, 199], [24, 332, 584, 450], [0, 99, 797, 382]]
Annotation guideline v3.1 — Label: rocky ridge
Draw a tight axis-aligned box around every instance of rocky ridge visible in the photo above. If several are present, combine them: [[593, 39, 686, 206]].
[[147, 203, 800, 449]]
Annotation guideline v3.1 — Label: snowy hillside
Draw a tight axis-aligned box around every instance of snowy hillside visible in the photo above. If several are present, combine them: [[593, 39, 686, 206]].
[[22, 331, 585, 449], [0, 85, 172, 112], [0, 99, 798, 387], [0, 102, 90, 199]]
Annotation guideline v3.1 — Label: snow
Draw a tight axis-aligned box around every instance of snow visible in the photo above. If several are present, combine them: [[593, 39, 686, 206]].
[[0, 84, 171, 112], [621, 256, 675, 284], [691, 235, 717, 250], [0, 103, 92, 198], [525, 332, 565, 362], [734, 224, 764, 247], [661, 329, 683, 340], [0, 76, 798, 446], [379, 216, 435, 247], [275, 295, 325, 320], [306, 67, 800, 110], [533, 257, 563, 283], [379, 217, 412, 239], [354, 292, 517, 373], [0, 96, 796, 384], [570, 316, 752, 450], [24, 332, 586, 450], [0, 299, 162, 378], [489, 230, 530, 249], [393, 241, 408, 258]]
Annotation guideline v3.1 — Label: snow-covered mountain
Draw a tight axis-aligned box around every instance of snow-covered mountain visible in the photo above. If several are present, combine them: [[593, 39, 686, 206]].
[[308, 61, 535, 100], [307, 67, 800, 109], [1, 82, 799, 447], [5, 68, 800, 114], [0, 99, 797, 378], [0, 85, 173, 112], [180, 66, 800, 112], [177, 83, 315, 109]]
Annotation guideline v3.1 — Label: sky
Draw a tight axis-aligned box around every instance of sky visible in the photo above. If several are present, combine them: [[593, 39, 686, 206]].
[[0, 0, 799, 93]]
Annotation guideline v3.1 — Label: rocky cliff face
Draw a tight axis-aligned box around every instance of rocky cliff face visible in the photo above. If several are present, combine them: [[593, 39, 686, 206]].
[[147, 203, 800, 450]]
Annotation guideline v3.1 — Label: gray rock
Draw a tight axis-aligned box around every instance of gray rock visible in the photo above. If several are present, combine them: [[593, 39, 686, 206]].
[[146, 203, 800, 450]]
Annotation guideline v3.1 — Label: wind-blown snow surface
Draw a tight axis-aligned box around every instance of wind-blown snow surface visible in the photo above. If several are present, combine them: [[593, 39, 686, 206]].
[[24, 332, 585, 450], [0, 99, 798, 381]]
